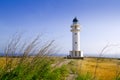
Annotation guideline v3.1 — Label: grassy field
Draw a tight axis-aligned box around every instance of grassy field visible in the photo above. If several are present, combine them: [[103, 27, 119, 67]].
[[0, 57, 120, 80], [72, 57, 120, 80]]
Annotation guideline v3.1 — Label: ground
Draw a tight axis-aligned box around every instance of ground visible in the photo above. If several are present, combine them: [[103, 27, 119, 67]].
[[72, 57, 120, 80], [52, 57, 120, 80], [0, 57, 120, 80]]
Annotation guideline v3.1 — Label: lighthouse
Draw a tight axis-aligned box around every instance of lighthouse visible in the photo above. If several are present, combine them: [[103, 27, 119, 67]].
[[69, 17, 83, 59]]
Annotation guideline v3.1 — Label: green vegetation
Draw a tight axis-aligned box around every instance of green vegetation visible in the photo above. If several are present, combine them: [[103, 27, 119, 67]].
[[0, 35, 69, 80], [75, 72, 93, 80], [0, 35, 120, 80], [0, 57, 69, 80]]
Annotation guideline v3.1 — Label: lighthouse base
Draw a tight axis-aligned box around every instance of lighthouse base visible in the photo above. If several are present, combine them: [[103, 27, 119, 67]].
[[67, 51, 83, 59]]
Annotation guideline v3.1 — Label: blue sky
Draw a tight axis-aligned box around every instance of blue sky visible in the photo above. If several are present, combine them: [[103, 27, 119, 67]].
[[0, 0, 120, 56]]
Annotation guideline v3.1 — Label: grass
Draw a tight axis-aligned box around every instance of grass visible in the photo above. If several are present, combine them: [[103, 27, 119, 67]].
[[0, 34, 120, 80], [0, 57, 120, 80], [0, 35, 69, 80], [76, 72, 93, 80], [77, 57, 120, 80], [0, 57, 69, 80]]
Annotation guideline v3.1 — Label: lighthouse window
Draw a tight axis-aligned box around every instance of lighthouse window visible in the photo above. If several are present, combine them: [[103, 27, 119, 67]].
[[75, 51, 77, 56], [75, 26, 77, 29], [75, 33, 77, 35], [75, 42, 77, 44], [79, 51, 81, 56]]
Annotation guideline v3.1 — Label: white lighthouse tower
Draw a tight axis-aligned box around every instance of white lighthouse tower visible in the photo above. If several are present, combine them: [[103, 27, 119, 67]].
[[69, 17, 83, 59]]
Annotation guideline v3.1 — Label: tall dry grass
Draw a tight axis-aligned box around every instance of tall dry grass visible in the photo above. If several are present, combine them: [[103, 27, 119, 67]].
[[75, 44, 120, 80], [0, 34, 120, 80], [0, 34, 69, 80]]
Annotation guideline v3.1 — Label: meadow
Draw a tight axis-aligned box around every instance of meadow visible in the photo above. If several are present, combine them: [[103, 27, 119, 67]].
[[0, 35, 120, 80], [76, 57, 120, 80], [0, 57, 120, 80]]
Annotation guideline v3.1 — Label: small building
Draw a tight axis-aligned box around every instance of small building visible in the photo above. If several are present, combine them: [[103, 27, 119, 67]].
[[68, 17, 83, 59]]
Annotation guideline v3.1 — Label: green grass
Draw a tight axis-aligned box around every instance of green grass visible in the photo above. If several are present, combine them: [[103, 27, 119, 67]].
[[75, 72, 93, 80], [0, 35, 69, 80], [0, 34, 120, 80], [0, 57, 69, 80]]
